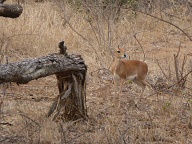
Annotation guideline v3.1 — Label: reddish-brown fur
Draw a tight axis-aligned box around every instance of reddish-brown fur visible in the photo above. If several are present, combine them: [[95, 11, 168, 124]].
[[110, 47, 151, 106], [115, 59, 148, 80]]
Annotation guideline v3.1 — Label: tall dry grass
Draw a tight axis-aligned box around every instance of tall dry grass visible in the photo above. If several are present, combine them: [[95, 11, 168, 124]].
[[0, 1, 192, 143]]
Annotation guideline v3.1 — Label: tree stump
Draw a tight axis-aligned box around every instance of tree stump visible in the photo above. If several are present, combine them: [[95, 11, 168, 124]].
[[48, 41, 88, 121]]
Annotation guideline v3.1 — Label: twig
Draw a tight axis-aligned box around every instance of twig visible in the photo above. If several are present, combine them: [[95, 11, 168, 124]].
[[160, 9, 181, 19], [168, 70, 192, 89], [116, 122, 151, 144], [19, 113, 40, 128], [123, 8, 192, 41], [176, 42, 181, 57], [60, 15, 99, 58], [174, 54, 180, 83], [0, 122, 13, 126], [81, 2, 101, 47], [133, 34, 146, 61], [0, 136, 28, 143], [174, 43, 188, 88], [90, 68, 111, 76], [180, 55, 187, 77], [59, 123, 67, 144], [156, 59, 169, 80]]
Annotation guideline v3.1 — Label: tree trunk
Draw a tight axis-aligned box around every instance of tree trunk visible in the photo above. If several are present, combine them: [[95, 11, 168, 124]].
[[0, 0, 23, 18], [0, 41, 88, 121]]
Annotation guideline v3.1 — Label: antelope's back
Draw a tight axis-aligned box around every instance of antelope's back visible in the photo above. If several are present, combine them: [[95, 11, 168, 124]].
[[121, 59, 148, 76]]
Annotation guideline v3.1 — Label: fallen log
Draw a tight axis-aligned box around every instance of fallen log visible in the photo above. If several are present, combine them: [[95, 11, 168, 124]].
[[0, 53, 86, 85], [0, 0, 23, 18]]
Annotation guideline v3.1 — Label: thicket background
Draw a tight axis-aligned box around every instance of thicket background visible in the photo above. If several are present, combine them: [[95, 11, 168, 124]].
[[0, 0, 192, 143]]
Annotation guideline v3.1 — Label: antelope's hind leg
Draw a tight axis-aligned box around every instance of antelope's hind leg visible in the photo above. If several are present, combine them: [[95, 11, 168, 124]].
[[133, 79, 146, 96], [113, 77, 125, 108]]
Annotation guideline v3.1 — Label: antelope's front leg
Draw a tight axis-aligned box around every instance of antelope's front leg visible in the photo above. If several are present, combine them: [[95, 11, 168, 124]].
[[116, 78, 125, 107]]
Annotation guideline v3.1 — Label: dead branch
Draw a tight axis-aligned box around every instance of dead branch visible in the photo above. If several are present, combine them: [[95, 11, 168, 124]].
[[173, 43, 188, 89], [0, 1, 23, 18], [174, 54, 180, 83], [123, 8, 192, 41], [156, 59, 169, 80], [168, 70, 192, 89], [181, 55, 187, 77], [0, 53, 86, 84], [133, 34, 146, 61], [61, 15, 98, 57]]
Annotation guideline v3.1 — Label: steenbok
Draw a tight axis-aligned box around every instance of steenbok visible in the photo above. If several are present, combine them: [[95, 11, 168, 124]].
[[110, 47, 151, 104]]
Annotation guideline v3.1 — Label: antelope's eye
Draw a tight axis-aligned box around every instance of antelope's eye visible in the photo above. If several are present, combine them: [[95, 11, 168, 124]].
[[117, 51, 120, 53]]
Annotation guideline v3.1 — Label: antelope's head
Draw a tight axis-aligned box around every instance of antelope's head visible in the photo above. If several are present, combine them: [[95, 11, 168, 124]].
[[115, 47, 127, 59]]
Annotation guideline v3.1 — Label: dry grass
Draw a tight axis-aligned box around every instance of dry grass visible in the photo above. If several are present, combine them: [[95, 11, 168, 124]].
[[0, 1, 192, 143]]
